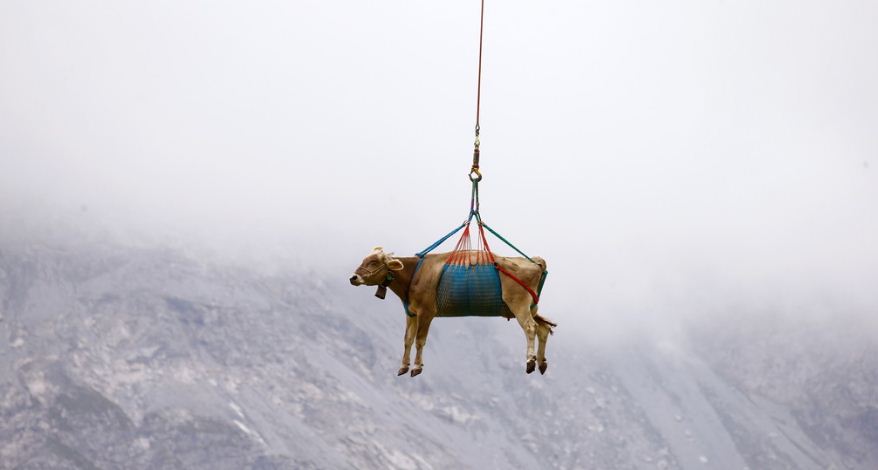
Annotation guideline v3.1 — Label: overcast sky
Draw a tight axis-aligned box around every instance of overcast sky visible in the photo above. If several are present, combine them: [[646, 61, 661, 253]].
[[1, 0, 876, 332]]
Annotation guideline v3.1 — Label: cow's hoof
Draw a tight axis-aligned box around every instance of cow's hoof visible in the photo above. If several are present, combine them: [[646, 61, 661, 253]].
[[410, 367, 423, 378], [526, 359, 536, 374], [539, 362, 548, 375], [397, 366, 409, 376]]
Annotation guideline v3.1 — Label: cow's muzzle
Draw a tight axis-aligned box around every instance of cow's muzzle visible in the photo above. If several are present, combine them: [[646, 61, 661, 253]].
[[349, 275, 364, 286]]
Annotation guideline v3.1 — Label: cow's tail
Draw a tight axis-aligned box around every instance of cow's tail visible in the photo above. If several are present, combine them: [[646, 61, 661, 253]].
[[533, 312, 557, 335]]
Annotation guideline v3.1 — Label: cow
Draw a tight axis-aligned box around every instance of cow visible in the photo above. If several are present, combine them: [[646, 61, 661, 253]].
[[349, 247, 556, 377]]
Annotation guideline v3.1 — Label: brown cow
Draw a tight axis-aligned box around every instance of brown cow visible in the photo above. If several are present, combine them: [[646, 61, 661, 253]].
[[350, 247, 556, 377]]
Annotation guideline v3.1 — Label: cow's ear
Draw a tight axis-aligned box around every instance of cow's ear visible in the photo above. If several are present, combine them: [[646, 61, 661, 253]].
[[387, 259, 404, 271]]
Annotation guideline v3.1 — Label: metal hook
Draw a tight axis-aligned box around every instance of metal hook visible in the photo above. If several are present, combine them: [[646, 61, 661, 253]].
[[469, 167, 483, 182]]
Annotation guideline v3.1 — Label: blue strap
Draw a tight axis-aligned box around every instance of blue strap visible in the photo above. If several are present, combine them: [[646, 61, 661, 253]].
[[537, 270, 548, 295], [401, 256, 426, 318], [416, 221, 467, 257], [480, 222, 536, 264]]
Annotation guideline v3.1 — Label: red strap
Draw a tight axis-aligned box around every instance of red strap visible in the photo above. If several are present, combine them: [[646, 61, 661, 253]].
[[477, 222, 496, 264], [494, 264, 540, 304]]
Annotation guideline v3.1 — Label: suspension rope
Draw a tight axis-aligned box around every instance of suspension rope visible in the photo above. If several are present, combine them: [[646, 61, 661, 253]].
[[475, 0, 484, 137], [470, 0, 485, 182]]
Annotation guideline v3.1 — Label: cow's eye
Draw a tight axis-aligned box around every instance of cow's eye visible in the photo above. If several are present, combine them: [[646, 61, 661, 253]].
[[368, 261, 378, 267]]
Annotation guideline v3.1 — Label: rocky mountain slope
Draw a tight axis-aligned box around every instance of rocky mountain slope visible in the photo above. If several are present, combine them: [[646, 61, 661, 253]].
[[0, 240, 875, 469]]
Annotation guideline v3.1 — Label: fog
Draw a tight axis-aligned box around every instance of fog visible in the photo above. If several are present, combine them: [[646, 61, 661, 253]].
[[2, 0, 877, 335]]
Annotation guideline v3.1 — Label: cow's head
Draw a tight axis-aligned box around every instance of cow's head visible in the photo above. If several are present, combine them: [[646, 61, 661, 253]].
[[349, 247, 404, 287]]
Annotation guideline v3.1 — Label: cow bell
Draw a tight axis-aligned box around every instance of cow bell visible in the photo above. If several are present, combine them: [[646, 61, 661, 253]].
[[375, 285, 387, 300]]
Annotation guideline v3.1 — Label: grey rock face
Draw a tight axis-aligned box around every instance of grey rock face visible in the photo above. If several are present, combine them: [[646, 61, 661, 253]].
[[0, 241, 875, 469]]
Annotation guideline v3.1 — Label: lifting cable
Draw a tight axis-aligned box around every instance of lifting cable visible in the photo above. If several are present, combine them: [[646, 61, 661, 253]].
[[470, 0, 485, 183]]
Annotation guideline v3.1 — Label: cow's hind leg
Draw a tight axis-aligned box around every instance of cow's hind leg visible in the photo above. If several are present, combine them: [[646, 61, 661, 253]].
[[536, 320, 549, 375], [411, 315, 434, 377], [512, 306, 538, 374], [399, 315, 418, 376], [534, 310, 556, 375]]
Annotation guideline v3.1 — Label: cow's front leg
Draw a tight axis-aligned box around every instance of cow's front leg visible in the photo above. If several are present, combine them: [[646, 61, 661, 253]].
[[399, 314, 418, 376], [411, 315, 434, 377]]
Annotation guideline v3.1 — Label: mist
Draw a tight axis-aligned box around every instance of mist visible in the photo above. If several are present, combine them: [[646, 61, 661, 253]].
[[2, 0, 877, 337]]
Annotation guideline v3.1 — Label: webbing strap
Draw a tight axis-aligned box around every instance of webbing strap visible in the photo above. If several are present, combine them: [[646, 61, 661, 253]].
[[537, 270, 548, 296], [402, 256, 427, 318], [469, 181, 480, 214], [480, 222, 536, 264]]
